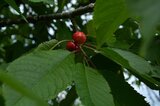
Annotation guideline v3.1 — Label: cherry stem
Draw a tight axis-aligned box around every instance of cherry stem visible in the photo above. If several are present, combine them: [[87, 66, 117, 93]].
[[50, 39, 71, 50], [79, 46, 87, 56], [84, 43, 96, 48], [79, 46, 96, 68], [83, 56, 90, 66], [83, 44, 99, 53]]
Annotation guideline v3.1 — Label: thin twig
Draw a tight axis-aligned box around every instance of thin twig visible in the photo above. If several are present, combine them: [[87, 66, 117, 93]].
[[50, 39, 71, 50], [0, 3, 94, 27]]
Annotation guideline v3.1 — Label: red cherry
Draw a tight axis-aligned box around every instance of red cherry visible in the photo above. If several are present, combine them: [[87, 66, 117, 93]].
[[66, 41, 77, 51], [72, 31, 86, 44]]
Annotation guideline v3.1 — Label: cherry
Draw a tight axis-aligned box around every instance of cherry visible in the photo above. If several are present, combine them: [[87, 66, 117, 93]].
[[72, 31, 86, 44], [66, 41, 77, 51]]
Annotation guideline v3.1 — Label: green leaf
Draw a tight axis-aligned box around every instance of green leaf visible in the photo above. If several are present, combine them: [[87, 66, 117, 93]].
[[145, 36, 160, 66], [4, 0, 27, 22], [58, 0, 68, 11], [101, 47, 160, 89], [0, 94, 5, 106], [35, 39, 58, 51], [94, 0, 128, 47], [113, 18, 140, 50], [126, 0, 160, 56], [0, 70, 48, 106], [56, 22, 72, 41], [106, 72, 149, 106], [3, 50, 75, 106], [29, 0, 54, 4], [0, 0, 7, 10], [4, 0, 20, 14], [86, 21, 96, 37], [74, 64, 114, 106], [56, 22, 72, 48], [151, 66, 160, 80], [91, 54, 149, 106], [0, 63, 8, 71], [105, 71, 150, 106]]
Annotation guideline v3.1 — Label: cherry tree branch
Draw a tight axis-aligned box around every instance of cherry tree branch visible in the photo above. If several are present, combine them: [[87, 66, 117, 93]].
[[0, 3, 94, 27]]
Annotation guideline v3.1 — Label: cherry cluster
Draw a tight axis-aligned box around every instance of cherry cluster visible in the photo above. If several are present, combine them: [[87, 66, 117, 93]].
[[66, 31, 86, 51]]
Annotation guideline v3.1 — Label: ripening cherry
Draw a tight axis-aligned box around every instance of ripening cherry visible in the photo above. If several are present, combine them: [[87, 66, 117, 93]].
[[66, 41, 77, 51], [72, 31, 86, 44]]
